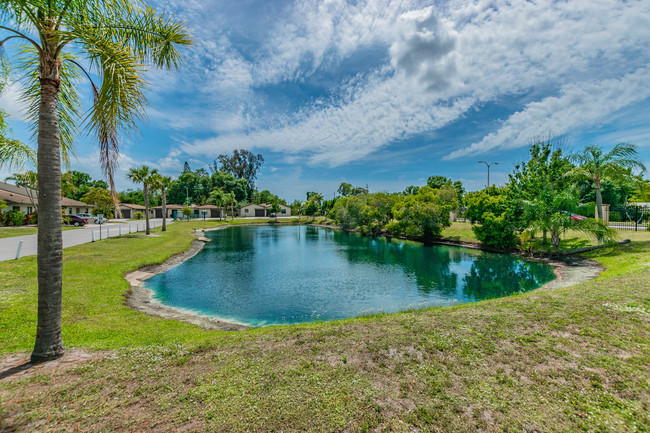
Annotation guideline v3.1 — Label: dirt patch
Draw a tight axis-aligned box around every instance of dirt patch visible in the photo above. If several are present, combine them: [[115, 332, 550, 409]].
[[0, 349, 104, 382], [539, 256, 603, 290]]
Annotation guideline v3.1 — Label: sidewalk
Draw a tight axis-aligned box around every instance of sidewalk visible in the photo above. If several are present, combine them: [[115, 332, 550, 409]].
[[0, 219, 171, 262]]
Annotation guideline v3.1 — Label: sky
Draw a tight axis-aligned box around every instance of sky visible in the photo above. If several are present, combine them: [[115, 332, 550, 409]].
[[1, 0, 649, 202]]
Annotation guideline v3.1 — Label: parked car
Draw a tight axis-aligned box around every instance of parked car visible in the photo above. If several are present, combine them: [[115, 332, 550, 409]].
[[94, 216, 109, 224], [67, 214, 88, 226]]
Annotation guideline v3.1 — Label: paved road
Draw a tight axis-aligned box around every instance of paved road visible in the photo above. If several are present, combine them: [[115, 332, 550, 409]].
[[0, 219, 170, 262]]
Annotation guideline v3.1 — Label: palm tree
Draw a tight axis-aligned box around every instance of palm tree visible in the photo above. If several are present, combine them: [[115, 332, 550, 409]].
[[224, 191, 236, 220], [127, 166, 157, 235], [1, 1, 190, 363], [150, 174, 172, 231], [209, 188, 225, 221], [570, 143, 646, 220]]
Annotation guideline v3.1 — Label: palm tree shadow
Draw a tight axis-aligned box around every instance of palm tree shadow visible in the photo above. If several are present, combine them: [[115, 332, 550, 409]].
[[0, 362, 32, 380]]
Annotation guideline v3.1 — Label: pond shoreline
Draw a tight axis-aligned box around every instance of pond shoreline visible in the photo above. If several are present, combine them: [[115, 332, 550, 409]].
[[124, 223, 603, 330]]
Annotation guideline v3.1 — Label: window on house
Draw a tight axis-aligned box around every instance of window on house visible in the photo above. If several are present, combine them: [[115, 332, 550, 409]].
[[68, 208, 72, 214], [245, 209, 249, 213], [27, 207, 32, 213], [281, 209, 286, 214]]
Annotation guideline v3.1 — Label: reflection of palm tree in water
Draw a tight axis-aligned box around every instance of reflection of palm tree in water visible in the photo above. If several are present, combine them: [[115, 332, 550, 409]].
[[332, 231, 461, 295], [462, 254, 555, 300]]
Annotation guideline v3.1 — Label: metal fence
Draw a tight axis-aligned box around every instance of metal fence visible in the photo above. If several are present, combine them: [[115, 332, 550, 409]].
[[609, 205, 650, 231]]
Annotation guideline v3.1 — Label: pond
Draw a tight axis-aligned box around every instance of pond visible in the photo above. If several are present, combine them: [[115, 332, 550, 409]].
[[145, 225, 556, 326]]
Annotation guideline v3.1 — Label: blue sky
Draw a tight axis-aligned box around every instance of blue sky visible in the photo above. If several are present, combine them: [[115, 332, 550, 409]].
[[1, 0, 649, 202]]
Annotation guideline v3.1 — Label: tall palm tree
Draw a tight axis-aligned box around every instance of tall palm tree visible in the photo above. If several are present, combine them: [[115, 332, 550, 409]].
[[570, 143, 647, 220], [1, 1, 190, 363], [150, 173, 172, 231], [224, 191, 236, 219], [209, 188, 225, 221], [127, 166, 157, 235]]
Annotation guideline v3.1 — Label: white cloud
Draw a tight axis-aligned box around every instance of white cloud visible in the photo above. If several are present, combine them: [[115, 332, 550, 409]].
[[445, 67, 650, 159], [176, 0, 650, 167]]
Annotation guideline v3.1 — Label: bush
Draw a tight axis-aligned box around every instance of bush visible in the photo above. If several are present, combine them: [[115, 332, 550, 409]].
[[471, 212, 520, 250], [5, 209, 26, 226], [465, 187, 522, 250], [26, 212, 37, 224], [134, 211, 144, 220]]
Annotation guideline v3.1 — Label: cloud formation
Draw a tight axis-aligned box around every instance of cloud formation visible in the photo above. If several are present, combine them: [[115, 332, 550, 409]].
[[153, 0, 650, 169]]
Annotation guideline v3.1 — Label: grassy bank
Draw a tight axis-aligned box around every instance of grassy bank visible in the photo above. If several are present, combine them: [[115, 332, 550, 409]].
[[0, 226, 81, 239], [0, 220, 649, 432]]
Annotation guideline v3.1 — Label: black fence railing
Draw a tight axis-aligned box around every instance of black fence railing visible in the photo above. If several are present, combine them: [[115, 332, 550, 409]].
[[609, 205, 650, 231]]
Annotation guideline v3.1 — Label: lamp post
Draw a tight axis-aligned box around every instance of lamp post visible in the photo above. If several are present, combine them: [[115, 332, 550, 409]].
[[478, 161, 498, 188]]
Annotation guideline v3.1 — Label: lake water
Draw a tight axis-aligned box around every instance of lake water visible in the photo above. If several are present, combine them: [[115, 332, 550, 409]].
[[146, 225, 556, 326]]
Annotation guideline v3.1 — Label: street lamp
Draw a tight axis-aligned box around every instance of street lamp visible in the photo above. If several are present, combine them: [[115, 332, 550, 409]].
[[478, 161, 498, 187]]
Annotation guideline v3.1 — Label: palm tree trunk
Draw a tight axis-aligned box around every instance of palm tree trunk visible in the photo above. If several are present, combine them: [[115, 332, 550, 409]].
[[595, 183, 603, 221], [144, 183, 150, 235], [31, 77, 64, 363], [161, 189, 167, 232]]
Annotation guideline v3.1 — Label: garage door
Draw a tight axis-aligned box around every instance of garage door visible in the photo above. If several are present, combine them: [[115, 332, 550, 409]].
[[255, 209, 266, 217]]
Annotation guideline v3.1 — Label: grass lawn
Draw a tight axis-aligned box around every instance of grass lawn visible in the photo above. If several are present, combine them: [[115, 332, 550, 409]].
[[0, 220, 648, 432], [0, 226, 82, 239]]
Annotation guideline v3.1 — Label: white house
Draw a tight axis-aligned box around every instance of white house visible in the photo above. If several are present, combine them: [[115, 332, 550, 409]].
[[0, 181, 93, 215], [237, 203, 291, 217]]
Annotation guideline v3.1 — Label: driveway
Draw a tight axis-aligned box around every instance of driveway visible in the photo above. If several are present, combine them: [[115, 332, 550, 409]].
[[0, 219, 171, 262]]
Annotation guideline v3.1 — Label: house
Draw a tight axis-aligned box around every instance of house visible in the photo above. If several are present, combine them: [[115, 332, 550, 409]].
[[118, 203, 148, 219], [150, 204, 222, 219], [0, 181, 93, 215], [237, 203, 291, 217]]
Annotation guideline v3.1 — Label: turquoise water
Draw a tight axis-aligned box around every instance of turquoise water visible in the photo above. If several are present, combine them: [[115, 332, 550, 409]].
[[146, 225, 556, 326]]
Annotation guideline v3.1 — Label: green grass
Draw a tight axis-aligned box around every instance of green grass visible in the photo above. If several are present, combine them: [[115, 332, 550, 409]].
[[0, 221, 649, 432], [0, 226, 81, 239]]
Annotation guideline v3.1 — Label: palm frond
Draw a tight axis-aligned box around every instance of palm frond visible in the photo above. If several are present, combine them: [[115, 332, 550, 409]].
[[15, 44, 81, 167], [63, 0, 192, 69]]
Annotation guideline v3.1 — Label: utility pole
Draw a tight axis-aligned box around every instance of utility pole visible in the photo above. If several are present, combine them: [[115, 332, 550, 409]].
[[478, 161, 498, 188]]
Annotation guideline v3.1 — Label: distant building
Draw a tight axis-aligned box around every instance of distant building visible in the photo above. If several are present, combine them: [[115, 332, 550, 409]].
[[0, 181, 93, 215], [237, 203, 291, 217]]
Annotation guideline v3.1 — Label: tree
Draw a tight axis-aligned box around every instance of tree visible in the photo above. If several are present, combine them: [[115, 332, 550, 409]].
[[509, 140, 573, 243], [223, 191, 236, 219], [426, 175, 450, 189], [211, 170, 247, 202], [216, 149, 264, 200], [387, 185, 457, 241], [303, 200, 319, 217], [523, 187, 616, 251], [306, 191, 323, 203], [0, 1, 190, 363], [81, 187, 113, 216], [269, 200, 281, 221], [209, 188, 225, 221], [149, 174, 172, 231], [6, 171, 38, 211], [465, 186, 523, 250], [127, 166, 157, 235], [337, 182, 353, 197], [570, 143, 646, 220]]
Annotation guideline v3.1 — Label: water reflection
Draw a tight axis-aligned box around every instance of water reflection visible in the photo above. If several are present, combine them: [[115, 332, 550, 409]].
[[146, 225, 555, 326]]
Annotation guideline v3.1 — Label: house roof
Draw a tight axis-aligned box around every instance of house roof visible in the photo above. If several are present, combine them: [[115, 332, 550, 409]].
[[151, 204, 186, 210], [0, 189, 34, 205], [119, 203, 146, 210], [0, 181, 92, 207]]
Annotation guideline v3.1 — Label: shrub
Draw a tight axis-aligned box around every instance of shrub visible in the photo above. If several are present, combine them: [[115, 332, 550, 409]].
[[134, 211, 144, 220], [5, 209, 26, 226], [26, 212, 38, 224], [471, 212, 520, 250]]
